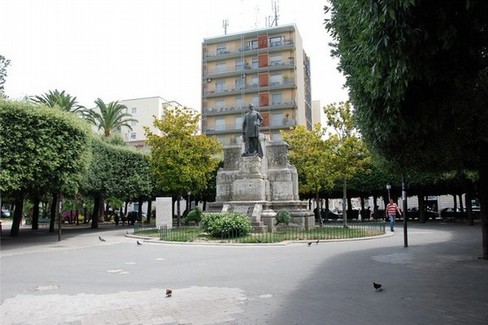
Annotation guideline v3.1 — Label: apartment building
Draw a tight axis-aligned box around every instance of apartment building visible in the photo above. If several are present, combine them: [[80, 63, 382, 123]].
[[201, 24, 312, 145], [119, 96, 184, 151]]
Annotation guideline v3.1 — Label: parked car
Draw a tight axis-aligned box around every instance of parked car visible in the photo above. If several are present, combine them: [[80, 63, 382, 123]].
[[1, 209, 11, 218], [314, 208, 341, 221]]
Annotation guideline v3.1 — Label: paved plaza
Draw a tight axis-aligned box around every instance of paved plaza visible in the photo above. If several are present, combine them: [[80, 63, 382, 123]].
[[1, 220, 487, 324]]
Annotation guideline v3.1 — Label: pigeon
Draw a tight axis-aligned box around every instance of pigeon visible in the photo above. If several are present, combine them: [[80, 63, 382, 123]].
[[165, 289, 172, 297], [307, 242, 312, 247], [137, 240, 142, 245], [98, 236, 106, 242], [316, 240, 320, 245], [373, 282, 382, 291]]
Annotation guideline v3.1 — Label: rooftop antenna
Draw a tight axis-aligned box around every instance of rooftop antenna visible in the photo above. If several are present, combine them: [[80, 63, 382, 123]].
[[223, 19, 229, 35], [270, 0, 279, 27], [254, 5, 260, 29]]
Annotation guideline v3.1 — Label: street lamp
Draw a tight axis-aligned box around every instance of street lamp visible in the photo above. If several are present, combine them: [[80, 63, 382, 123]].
[[386, 184, 391, 201]]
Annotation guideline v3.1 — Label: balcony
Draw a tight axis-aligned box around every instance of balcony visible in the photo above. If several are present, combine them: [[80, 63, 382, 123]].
[[204, 81, 296, 98], [204, 118, 297, 136], [204, 60, 295, 79], [204, 39, 294, 61], [203, 100, 296, 117]]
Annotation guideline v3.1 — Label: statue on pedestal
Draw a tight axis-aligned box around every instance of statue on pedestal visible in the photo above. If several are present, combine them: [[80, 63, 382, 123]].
[[242, 104, 264, 158]]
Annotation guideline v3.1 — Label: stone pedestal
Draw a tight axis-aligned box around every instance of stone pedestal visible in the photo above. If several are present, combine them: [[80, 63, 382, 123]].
[[208, 138, 314, 231]]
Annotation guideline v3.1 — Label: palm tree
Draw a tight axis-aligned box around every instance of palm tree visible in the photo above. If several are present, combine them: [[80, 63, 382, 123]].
[[31, 89, 88, 117], [87, 98, 137, 137]]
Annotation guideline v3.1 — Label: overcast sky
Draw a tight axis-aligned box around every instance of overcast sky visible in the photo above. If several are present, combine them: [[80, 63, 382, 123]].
[[1, 0, 348, 110]]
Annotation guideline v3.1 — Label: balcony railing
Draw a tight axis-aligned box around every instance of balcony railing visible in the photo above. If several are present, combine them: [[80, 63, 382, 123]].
[[205, 39, 294, 58], [204, 81, 296, 97]]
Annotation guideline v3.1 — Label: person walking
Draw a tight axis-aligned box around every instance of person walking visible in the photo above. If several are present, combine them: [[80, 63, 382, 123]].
[[385, 198, 402, 232]]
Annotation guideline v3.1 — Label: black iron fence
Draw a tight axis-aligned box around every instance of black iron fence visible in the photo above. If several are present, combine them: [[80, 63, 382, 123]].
[[132, 221, 386, 244]]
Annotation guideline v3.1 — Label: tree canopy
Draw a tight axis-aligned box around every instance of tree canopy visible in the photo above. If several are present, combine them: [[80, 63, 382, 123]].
[[145, 106, 222, 201], [87, 98, 136, 137], [31, 89, 88, 118], [0, 98, 92, 235], [325, 0, 488, 257]]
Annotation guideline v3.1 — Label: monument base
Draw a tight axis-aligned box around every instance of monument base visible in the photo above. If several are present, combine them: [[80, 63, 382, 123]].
[[207, 139, 315, 232]]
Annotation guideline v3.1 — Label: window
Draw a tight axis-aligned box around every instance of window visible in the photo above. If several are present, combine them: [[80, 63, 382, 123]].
[[252, 57, 258, 69], [216, 61, 226, 73], [271, 113, 283, 126], [235, 77, 244, 89], [270, 73, 283, 86], [251, 75, 259, 87], [131, 107, 137, 114], [215, 118, 225, 131], [235, 59, 244, 71], [269, 36, 283, 47], [130, 132, 137, 140], [216, 43, 227, 54], [216, 99, 225, 110], [249, 40, 258, 50], [270, 54, 281, 66], [235, 116, 243, 129], [251, 95, 259, 107], [235, 96, 244, 109], [271, 93, 282, 105], [216, 80, 225, 93]]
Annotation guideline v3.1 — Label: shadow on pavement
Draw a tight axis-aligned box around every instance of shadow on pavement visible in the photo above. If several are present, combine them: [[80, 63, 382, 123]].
[[268, 223, 488, 325]]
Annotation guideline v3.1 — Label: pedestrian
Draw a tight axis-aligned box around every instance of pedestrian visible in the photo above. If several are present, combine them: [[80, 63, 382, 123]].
[[385, 198, 401, 232]]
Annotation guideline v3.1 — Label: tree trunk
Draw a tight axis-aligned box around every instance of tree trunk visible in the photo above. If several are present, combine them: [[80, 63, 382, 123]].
[[316, 191, 323, 226], [478, 142, 488, 259], [342, 179, 348, 227], [49, 193, 58, 233], [176, 196, 181, 227], [138, 197, 143, 225], [91, 195, 101, 229], [10, 193, 24, 237], [146, 200, 152, 224], [418, 191, 426, 223], [32, 196, 40, 230]]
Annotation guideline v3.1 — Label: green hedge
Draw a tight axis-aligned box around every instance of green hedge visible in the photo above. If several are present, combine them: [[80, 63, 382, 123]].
[[201, 212, 252, 238]]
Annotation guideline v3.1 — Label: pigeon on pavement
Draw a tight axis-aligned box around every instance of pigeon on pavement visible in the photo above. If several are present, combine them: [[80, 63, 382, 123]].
[[316, 240, 320, 244], [373, 282, 382, 291], [137, 240, 142, 245], [98, 236, 106, 242], [307, 242, 312, 247], [166, 289, 172, 297]]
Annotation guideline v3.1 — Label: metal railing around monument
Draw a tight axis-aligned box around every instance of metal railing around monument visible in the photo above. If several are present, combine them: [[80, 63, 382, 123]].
[[150, 221, 386, 244]]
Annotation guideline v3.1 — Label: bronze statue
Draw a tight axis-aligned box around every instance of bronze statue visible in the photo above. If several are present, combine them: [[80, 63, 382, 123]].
[[242, 104, 264, 157]]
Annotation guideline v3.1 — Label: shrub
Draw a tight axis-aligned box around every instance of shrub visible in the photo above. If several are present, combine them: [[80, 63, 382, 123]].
[[275, 209, 291, 225], [185, 207, 203, 224], [201, 212, 252, 238]]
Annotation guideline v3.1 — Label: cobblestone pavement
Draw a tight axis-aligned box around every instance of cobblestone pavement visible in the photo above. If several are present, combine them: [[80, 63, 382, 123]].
[[1, 220, 487, 324]]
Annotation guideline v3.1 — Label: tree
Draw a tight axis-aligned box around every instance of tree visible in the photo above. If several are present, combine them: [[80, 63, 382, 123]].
[[0, 55, 10, 96], [145, 106, 222, 226], [0, 98, 92, 236], [325, 0, 488, 256], [31, 89, 88, 117], [281, 124, 336, 224], [80, 138, 153, 228], [87, 98, 136, 137], [324, 102, 370, 226]]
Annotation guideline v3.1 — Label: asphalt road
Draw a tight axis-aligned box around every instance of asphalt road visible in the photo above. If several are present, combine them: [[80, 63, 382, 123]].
[[1, 221, 487, 325]]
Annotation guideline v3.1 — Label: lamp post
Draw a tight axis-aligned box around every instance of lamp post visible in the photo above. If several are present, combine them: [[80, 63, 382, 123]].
[[386, 184, 391, 201]]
